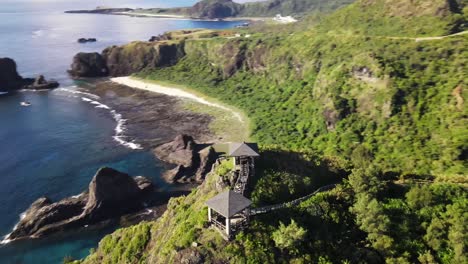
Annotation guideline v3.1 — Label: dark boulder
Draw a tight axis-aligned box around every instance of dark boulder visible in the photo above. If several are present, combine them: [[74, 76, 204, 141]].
[[24, 75, 59, 90], [4, 167, 154, 242], [0, 58, 24, 90], [78, 38, 97, 43], [195, 146, 217, 182], [154, 135, 218, 183], [82, 167, 152, 222], [68, 52, 108, 78], [154, 134, 197, 167]]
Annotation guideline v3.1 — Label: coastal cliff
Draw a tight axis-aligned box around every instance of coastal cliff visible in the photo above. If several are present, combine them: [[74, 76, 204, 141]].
[[69, 41, 185, 78]]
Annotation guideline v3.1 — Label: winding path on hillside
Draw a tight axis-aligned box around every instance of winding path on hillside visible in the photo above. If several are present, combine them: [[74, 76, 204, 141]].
[[328, 30, 468, 42], [250, 184, 337, 216], [386, 30, 468, 42]]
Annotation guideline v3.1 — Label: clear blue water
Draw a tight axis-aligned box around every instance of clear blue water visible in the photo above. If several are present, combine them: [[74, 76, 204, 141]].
[[0, 1, 243, 263]]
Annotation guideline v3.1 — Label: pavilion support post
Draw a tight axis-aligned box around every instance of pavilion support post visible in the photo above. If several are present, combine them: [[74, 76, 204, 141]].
[[226, 217, 230, 237], [208, 208, 212, 222]]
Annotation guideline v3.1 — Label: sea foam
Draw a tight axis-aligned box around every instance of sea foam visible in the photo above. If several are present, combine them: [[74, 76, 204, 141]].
[[59, 88, 142, 150], [1, 211, 27, 245]]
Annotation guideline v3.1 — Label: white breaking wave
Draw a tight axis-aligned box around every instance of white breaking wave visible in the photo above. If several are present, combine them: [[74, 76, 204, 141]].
[[57, 87, 100, 99], [59, 87, 142, 150], [111, 110, 143, 150], [80, 97, 111, 110], [32, 29, 44, 38], [0, 92, 8, 95], [1, 211, 27, 245]]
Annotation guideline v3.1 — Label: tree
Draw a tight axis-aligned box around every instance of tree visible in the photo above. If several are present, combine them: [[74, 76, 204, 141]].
[[272, 219, 307, 252], [351, 194, 393, 254]]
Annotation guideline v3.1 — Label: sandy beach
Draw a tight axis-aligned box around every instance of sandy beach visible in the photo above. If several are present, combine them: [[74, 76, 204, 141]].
[[111, 76, 244, 123]]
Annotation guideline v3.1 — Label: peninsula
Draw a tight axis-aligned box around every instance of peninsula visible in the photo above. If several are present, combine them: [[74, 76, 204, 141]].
[[65, 0, 355, 20]]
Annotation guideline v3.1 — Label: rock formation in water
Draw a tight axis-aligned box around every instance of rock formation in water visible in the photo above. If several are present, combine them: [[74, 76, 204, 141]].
[[0, 58, 59, 92], [154, 135, 218, 183], [78, 38, 97, 43], [5, 167, 153, 241], [65, 8, 134, 14], [68, 41, 185, 78], [68, 52, 109, 77]]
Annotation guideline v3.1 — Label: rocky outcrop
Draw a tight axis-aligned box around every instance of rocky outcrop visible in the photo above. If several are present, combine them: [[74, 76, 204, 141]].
[[154, 135, 218, 183], [68, 52, 108, 78], [25, 75, 59, 90], [78, 38, 97, 43], [69, 41, 185, 78], [0, 58, 59, 91], [5, 167, 153, 241]]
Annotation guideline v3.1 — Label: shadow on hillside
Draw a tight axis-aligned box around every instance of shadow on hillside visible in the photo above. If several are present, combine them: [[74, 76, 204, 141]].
[[246, 149, 349, 205]]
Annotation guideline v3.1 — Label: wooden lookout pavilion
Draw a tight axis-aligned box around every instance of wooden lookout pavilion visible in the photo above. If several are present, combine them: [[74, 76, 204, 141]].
[[205, 190, 252, 239], [228, 143, 259, 195]]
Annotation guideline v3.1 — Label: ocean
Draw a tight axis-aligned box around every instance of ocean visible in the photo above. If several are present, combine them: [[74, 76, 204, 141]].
[[0, 1, 243, 263]]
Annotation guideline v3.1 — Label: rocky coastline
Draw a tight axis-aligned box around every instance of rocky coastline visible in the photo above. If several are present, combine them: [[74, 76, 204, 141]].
[[4, 167, 154, 242], [0, 58, 59, 92], [80, 81, 220, 182]]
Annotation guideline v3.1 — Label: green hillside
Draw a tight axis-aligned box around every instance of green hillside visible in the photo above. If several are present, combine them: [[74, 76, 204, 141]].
[[71, 0, 467, 263], [239, 0, 355, 17], [318, 0, 468, 36]]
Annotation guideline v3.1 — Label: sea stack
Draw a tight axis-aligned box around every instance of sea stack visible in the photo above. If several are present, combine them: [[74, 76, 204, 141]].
[[0, 57, 59, 91], [4, 167, 154, 242]]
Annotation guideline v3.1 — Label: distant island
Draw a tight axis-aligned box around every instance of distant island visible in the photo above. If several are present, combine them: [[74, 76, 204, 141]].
[[65, 0, 355, 20]]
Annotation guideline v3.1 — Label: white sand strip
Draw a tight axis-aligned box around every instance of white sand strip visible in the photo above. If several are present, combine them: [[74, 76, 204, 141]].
[[111, 77, 244, 123]]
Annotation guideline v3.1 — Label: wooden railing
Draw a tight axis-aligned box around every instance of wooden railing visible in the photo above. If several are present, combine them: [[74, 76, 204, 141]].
[[211, 219, 226, 231]]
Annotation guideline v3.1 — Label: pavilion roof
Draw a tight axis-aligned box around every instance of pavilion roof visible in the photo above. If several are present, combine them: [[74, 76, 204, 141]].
[[205, 190, 252, 218], [228, 143, 260, 157]]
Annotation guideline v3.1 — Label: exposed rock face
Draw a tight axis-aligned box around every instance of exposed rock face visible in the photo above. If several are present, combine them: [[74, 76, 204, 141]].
[[155, 135, 197, 167], [69, 42, 185, 78], [0, 58, 25, 90], [154, 135, 218, 183], [5, 167, 153, 241], [195, 146, 218, 182], [68, 52, 108, 78], [0, 58, 59, 91]]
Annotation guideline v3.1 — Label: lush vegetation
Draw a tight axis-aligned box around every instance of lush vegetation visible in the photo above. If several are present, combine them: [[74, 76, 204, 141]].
[[239, 0, 355, 18], [76, 0, 467, 263]]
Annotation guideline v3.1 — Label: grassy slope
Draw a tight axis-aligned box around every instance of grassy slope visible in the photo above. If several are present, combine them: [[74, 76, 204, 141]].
[[75, 0, 467, 263]]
